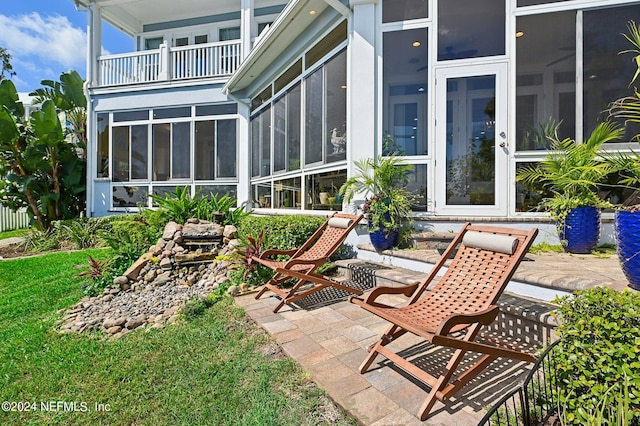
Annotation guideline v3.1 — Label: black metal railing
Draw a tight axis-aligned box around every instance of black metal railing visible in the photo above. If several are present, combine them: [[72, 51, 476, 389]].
[[479, 339, 562, 426]]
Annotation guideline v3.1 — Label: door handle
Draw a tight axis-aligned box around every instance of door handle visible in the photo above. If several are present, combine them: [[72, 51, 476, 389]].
[[499, 131, 507, 148]]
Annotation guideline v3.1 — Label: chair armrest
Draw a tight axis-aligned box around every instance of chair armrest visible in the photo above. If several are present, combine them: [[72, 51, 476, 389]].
[[436, 305, 499, 336], [260, 248, 297, 259], [363, 282, 419, 305], [283, 256, 327, 268]]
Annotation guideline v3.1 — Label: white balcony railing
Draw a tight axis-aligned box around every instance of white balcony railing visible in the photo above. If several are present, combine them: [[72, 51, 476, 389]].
[[97, 40, 242, 87]]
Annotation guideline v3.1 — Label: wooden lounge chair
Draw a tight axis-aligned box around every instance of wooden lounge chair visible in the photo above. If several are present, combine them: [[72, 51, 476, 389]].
[[350, 223, 538, 420], [254, 213, 363, 313]]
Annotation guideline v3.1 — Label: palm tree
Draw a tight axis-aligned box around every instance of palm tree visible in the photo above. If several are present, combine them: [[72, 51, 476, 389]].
[[339, 155, 414, 234], [517, 122, 622, 252], [517, 122, 622, 214]]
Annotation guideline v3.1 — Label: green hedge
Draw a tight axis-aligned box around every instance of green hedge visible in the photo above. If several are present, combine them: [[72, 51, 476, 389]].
[[236, 215, 327, 251], [553, 286, 640, 424]]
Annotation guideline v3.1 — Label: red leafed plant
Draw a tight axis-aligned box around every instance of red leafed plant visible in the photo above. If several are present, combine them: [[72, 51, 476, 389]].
[[74, 254, 115, 296], [75, 254, 109, 281], [239, 229, 264, 279]]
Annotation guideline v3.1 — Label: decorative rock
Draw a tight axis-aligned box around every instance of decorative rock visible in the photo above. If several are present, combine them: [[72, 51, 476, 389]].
[[159, 257, 172, 271], [174, 252, 217, 265], [163, 221, 182, 240], [152, 271, 172, 286], [223, 225, 237, 240], [227, 239, 241, 250], [114, 276, 129, 286], [103, 317, 127, 329], [124, 252, 153, 280], [226, 285, 239, 296], [239, 283, 249, 292], [125, 315, 147, 330], [162, 306, 179, 319], [58, 218, 240, 338], [144, 269, 157, 283]]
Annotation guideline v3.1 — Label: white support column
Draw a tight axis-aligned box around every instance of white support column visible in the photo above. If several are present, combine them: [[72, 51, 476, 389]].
[[158, 41, 169, 80], [241, 0, 254, 60], [85, 2, 102, 217], [236, 101, 252, 208], [347, 0, 377, 166], [86, 2, 102, 87]]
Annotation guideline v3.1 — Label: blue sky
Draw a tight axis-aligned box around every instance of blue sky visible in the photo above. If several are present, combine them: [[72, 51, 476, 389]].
[[0, 0, 133, 93]]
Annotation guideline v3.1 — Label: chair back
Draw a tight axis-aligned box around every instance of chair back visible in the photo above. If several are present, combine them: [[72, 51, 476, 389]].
[[295, 213, 362, 262], [424, 224, 538, 316]]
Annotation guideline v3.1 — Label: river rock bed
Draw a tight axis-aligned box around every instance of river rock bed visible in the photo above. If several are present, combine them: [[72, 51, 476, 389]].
[[58, 219, 246, 339]]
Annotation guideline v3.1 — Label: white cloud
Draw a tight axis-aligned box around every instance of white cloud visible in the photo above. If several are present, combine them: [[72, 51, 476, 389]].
[[0, 12, 86, 72]]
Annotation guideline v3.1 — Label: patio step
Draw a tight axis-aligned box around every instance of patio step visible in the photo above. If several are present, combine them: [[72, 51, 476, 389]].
[[334, 258, 559, 348], [410, 231, 455, 252]]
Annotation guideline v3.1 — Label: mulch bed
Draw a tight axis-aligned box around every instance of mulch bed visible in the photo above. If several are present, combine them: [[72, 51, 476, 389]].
[[0, 240, 76, 260], [0, 243, 30, 259]]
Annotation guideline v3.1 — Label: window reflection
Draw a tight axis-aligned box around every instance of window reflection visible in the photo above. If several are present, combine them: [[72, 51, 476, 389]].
[[438, 0, 504, 61], [305, 170, 346, 210], [584, 5, 640, 141], [273, 177, 302, 209], [382, 0, 428, 23], [383, 29, 428, 156], [405, 165, 428, 211], [516, 12, 575, 150]]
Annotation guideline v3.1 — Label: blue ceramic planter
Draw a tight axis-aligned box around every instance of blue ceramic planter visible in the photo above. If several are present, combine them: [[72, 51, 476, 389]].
[[369, 215, 398, 251], [560, 206, 600, 254], [615, 210, 640, 290]]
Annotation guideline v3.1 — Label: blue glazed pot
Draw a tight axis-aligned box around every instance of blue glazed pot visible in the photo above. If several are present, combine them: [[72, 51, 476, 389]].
[[369, 226, 398, 251], [560, 206, 600, 254], [615, 210, 640, 290]]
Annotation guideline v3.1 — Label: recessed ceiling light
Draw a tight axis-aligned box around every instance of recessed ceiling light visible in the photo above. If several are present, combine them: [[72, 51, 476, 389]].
[[515, 31, 524, 38], [309, 10, 316, 15], [412, 41, 421, 47]]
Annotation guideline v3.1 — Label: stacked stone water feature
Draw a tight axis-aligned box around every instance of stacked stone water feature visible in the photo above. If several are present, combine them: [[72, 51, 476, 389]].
[[58, 218, 242, 339]]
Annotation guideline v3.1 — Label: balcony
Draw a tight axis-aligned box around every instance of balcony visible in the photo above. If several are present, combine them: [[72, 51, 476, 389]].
[[96, 40, 242, 87]]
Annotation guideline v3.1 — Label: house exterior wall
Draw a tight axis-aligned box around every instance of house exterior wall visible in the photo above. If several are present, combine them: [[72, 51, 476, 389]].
[[226, 0, 640, 233], [84, 0, 640, 246], [84, 2, 281, 216]]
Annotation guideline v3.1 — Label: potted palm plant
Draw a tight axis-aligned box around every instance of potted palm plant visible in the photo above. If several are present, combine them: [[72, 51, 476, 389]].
[[517, 122, 621, 253], [605, 20, 640, 289], [339, 155, 413, 251]]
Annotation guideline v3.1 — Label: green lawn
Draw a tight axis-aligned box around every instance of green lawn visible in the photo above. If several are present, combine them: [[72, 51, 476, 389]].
[[0, 228, 29, 240], [0, 250, 354, 425]]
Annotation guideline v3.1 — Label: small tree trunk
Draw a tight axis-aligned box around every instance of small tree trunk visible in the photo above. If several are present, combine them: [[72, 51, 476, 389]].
[[25, 188, 47, 230]]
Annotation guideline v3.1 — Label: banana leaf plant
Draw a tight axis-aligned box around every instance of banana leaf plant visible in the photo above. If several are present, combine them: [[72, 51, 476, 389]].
[[0, 79, 85, 230]]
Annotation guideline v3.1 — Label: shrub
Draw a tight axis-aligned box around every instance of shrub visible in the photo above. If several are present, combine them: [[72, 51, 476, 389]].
[[98, 214, 159, 274], [58, 217, 108, 249], [236, 215, 326, 251], [20, 228, 61, 252], [552, 287, 640, 424]]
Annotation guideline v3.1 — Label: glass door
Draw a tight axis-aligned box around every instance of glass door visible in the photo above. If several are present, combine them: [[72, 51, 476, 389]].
[[434, 63, 508, 216]]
